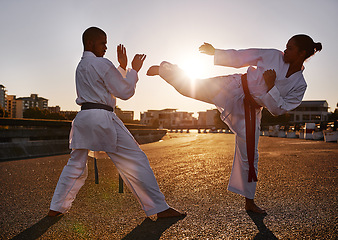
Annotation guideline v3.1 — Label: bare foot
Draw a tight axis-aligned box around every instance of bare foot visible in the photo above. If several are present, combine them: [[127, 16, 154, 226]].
[[157, 207, 187, 218], [245, 198, 267, 214], [146, 65, 160, 76], [47, 209, 63, 217]]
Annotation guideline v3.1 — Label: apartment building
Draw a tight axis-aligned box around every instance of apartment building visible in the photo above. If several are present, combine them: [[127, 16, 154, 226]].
[[115, 107, 134, 122], [0, 85, 5, 109], [6, 95, 17, 118], [14, 94, 48, 118], [140, 109, 196, 128], [289, 100, 329, 124]]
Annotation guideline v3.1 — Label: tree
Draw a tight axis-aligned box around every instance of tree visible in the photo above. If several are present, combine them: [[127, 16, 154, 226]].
[[328, 108, 338, 121], [63, 112, 77, 120], [23, 107, 66, 120], [23, 107, 46, 119], [46, 112, 66, 120], [328, 107, 338, 131], [261, 108, 291, 129], [0, 106, 9, 117]]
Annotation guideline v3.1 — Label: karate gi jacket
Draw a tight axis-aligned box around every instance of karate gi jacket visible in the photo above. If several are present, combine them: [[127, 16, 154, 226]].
[[213, 48, 307, 116], [213, 48, 307, 138], [69, 51, 138, 152]]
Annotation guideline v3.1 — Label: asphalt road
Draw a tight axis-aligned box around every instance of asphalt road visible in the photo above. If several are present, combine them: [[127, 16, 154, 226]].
[[0, 133, 337, 239]]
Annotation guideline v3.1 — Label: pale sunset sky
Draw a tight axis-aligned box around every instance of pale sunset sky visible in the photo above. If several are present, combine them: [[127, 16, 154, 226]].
[[1, 0, 337, 119]]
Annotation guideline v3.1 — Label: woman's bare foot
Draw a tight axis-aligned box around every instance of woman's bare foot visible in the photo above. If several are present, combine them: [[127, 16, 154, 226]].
[[47, 209, 63, 217], [157, 207, 187, 218], [146, 65, 160, 76], [245, 198, 267, 214]]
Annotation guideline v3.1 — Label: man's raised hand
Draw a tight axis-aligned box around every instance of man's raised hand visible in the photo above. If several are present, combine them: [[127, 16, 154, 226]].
[[132, 54, 146, 72], [199, 42, 215, 55], [117, 44, 127, 70]]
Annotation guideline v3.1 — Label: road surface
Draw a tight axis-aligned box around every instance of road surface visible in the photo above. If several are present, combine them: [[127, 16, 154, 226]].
[[0, 133, 337, 239]]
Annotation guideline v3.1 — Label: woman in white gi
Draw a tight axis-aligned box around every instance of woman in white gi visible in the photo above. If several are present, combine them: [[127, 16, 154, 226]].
[[147, 34, 322, 213], [48, 27, 185, 218]]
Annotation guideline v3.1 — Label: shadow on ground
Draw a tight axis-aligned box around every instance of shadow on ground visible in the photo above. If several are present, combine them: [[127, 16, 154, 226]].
[[246, 211, 278, 240], [122, 216, 185, 240], [11, 215, 63, 240]]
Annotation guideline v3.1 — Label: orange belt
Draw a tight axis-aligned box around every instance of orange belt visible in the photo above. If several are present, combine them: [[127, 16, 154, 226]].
[[241, 74, 261, 182]]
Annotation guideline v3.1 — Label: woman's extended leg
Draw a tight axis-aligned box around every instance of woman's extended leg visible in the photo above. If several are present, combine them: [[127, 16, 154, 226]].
[[147, 62, 226, 104]]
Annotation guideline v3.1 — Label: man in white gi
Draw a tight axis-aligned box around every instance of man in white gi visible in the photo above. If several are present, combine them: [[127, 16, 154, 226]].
[[48, 27, 185, 218], [147, 34, 322, 214]]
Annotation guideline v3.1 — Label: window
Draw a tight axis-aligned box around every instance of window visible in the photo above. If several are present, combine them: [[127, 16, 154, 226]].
[[303, 115, 310, 120], [311, 115, 321, 121]]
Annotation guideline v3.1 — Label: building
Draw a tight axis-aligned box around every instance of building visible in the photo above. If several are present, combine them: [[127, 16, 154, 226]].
[[289, 100, 329, 124], [48, 105, 61, 113], [197, 111, 206, 126], [15, 94, 48, 118], [0, 85, 6, 109], [6, 95, 17, 118], [206, 109, 219, 127], [115, 107, 134, 122], [198, 109, 219, 127], [140, 109, 196, 128], [140, 108, 226, 129], [197, 109, 228, 129]]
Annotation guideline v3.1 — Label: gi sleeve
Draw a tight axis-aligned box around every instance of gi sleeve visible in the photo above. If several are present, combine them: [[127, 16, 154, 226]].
[[214, 48, 280, 69], [214, 49, 262, 68], [102, 64, 139, 100], [117, 66, 127, 78], [261, 84, 307, 116]]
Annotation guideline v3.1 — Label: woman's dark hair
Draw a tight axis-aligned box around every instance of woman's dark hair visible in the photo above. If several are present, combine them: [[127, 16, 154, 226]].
[[291, 34, 322, 60]]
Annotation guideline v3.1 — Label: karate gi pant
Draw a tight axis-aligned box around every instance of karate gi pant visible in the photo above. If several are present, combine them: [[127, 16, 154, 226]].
[[227, 127, 260, 200], [49, 123, 169, 216]]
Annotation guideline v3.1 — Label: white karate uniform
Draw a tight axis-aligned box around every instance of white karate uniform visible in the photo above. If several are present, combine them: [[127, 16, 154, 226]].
[[50, 51, 169, 216], [159, 48, 306, 199]]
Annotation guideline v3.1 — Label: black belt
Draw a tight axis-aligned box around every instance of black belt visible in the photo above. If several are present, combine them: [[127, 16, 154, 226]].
[[81, 102, 114, 112], [241, 74, 261, 183]]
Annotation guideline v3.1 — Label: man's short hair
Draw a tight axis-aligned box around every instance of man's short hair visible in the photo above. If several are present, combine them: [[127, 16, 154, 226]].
[[82, 27, 106, 47]]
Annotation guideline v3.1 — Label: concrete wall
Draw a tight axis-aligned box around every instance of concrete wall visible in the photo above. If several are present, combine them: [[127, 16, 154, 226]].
[[0, 118, 166, 161]]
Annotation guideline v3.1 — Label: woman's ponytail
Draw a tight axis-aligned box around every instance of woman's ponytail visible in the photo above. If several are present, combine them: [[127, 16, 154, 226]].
[[314, 42, 322, 53]]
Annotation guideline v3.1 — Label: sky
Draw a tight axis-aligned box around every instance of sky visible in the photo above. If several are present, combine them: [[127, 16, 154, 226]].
[[1, 0, 337, 119]]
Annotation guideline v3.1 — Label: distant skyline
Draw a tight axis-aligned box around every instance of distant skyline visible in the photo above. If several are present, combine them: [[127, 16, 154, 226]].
[[1, 0, 337, 119]]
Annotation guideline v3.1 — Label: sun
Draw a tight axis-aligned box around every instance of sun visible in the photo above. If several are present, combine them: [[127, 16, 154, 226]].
[[179, 55, 207, 81]]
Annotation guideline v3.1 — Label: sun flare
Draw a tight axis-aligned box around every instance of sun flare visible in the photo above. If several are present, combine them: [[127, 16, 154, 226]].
[[179, 56, 207, 81]]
